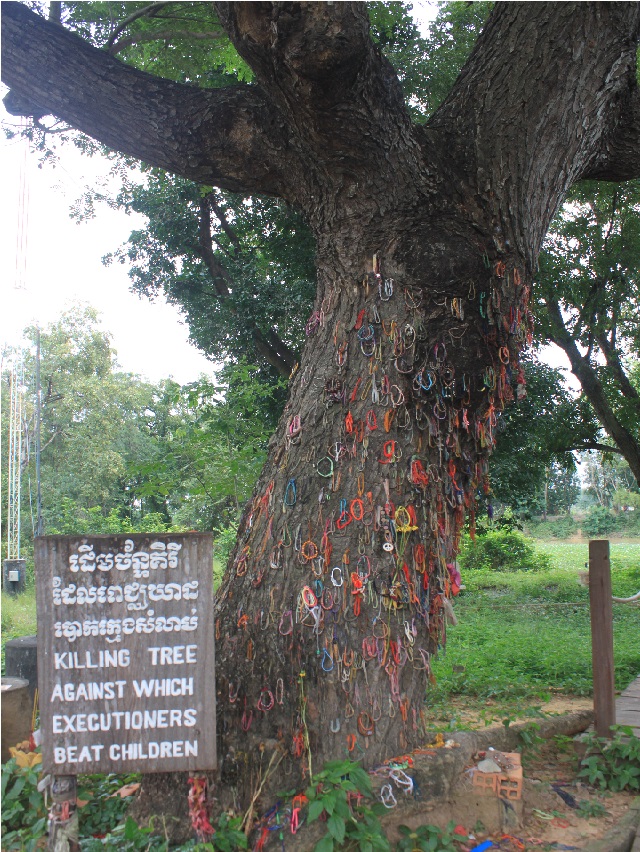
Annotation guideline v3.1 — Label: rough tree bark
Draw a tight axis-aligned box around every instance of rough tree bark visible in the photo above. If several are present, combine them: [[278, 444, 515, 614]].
[[3, 0, 640, 817]]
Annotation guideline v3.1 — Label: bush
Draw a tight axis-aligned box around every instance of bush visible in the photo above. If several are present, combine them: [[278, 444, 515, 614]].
[[526, 516, 578, 539], [582, 506, 619, 537], [1, 758, 47, 851], [459, 529, 552, 572], [547, 515, 578, 538], [615, 510, 640, 536], [578, 726, 640, 792]]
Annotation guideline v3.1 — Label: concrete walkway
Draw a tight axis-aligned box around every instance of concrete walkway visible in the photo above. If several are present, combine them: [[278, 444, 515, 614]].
[[617, 675, 640, 737]]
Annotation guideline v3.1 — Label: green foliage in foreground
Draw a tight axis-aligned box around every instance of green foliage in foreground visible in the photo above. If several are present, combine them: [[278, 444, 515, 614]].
[[1, 752, 473, 852], [303, 759, 389, 852], [397, 822, 468, 852], [459, 529, 552, 572], [77, 774, 140, 839], [578, 727, 640, 792], [1, 759, 47, 852]]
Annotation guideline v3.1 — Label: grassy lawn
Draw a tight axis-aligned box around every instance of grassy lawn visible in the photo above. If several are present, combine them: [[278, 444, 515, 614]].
[[430, 541, 640, 713], [1, 588, 38, 674]]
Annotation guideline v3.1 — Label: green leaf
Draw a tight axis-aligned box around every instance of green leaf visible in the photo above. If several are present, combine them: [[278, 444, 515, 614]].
[[327, 814, 346, 844], [124, 816, 139, 841], [314, 835, 334, 852], [5, 776, 26, 801], [308, 799, 325, 822], [333, 798, 351, 820]]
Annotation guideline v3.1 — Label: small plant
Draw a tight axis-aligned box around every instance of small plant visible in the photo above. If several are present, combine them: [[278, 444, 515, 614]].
[[1, 757, 47, 852], [576, 799, 609, 819], [80, 815, 169, 852], [397, 821, 468, 851], [303, 758, 390, 851], [553, 734, 575, 754], [78, 773, 140, 838], [80, 812, 246, 852], [518, 721, 544, 753], [578, 726, 640, 792], [205, 812, 248, 851]]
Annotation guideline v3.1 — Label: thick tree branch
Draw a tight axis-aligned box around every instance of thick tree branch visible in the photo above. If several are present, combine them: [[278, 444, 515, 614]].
[[214, 1, 416, 209], [428, 3, 640, 264], [214, 2, 372, 109], [581, 87, 640, 181], [545, 298, 640, 484], [1, 2, 298, 196]]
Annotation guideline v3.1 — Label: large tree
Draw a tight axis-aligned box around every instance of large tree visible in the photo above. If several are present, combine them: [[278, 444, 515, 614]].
[[3, 0, 640, 807]]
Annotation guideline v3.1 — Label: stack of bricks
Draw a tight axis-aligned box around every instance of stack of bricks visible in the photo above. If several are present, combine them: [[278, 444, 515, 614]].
[[471, 751, 523, 801]]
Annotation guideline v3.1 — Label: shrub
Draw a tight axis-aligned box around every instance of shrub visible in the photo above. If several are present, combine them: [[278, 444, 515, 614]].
[[1, 758, 47, 851], [459, 529, 551, 572], [582, 506, 619, 537], [547, 515, 578, 538], [615, 509, 640, 536], [578, 726, 640, 792], [526, 516, 578, 539]]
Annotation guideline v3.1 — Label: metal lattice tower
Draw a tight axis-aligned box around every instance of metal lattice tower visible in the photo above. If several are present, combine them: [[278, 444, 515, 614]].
[[7, 358, 25, 560], [5, 120, 31, 559]]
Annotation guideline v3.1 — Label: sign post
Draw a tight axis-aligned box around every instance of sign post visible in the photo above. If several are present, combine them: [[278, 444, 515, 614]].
[[35, 533, 216, 845]]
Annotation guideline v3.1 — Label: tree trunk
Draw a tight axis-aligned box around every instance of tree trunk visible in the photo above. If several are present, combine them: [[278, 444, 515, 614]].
[[214, 225, 527, 795], [2, 0, 640, 821]]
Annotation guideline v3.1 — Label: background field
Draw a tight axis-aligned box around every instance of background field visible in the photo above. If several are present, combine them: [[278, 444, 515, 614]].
[[428, 541, 640, 718]]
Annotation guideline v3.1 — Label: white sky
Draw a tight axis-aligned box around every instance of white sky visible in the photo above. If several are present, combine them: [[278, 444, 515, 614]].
[[0, 3, 573, 390], [0, 110, 215, 384]]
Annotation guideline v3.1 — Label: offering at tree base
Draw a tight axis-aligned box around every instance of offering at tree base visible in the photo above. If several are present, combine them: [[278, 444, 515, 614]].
[[35, 533, 215, 775]]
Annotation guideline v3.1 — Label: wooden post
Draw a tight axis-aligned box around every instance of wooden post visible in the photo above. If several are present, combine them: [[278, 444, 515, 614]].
[[48, 775, 78, 852], [588, 539, 616, 738]]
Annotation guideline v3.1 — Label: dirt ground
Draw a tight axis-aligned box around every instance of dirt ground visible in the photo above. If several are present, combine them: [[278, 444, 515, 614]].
[[461, 739, 636, 851], [398, 695, 637, 852], [424, 693, 594, 730]]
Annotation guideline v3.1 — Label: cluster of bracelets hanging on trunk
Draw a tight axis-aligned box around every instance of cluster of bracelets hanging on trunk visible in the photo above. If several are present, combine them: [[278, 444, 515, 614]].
[[217, 251, 532, 763]]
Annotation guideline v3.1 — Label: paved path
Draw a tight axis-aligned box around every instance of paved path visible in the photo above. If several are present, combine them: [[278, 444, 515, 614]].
[[616, 674, 640, 737]]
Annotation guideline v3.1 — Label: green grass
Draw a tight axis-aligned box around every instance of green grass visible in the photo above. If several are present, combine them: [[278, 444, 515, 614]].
[[1, 589, 38, 675], [431, 541, 640, 705]]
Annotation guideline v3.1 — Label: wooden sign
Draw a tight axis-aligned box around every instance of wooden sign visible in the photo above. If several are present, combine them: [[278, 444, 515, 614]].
[[35, 534, 216, 775]]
